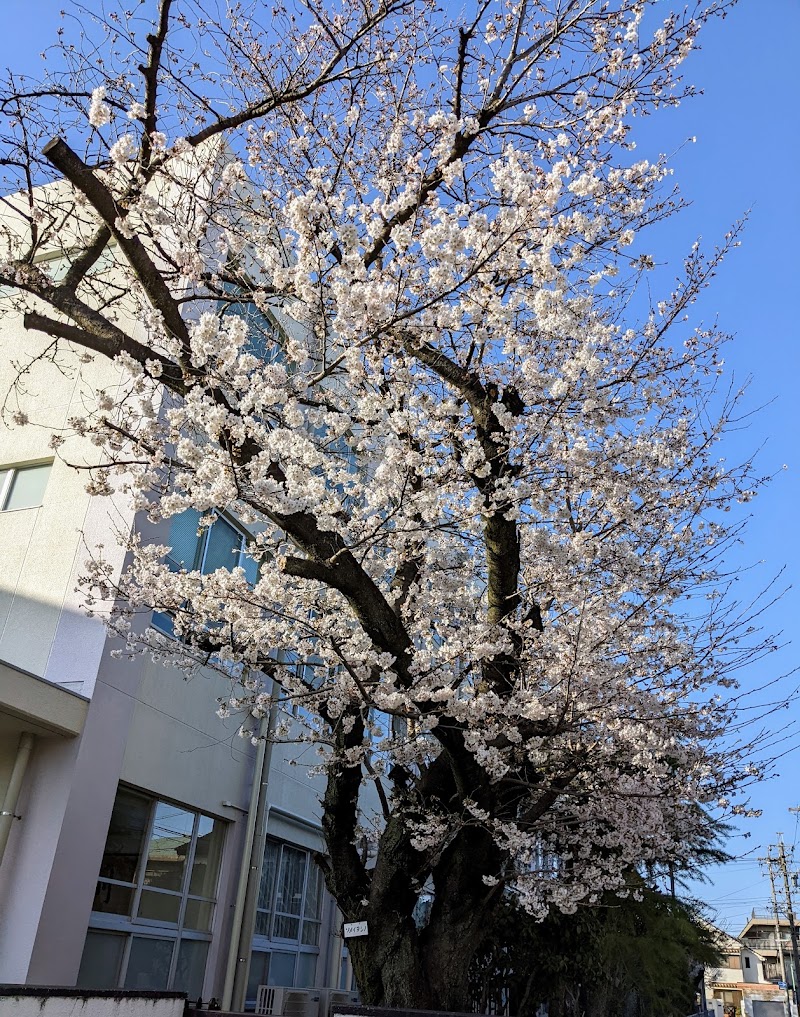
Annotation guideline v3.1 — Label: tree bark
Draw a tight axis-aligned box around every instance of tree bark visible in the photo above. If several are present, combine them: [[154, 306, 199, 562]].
[[330, 809, 506, 1009]]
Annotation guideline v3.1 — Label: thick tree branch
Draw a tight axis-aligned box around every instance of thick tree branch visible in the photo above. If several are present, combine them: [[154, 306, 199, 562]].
[[22, 309, 184, 391], [61, 224, 113, 292], [41, 136, 191, 350]]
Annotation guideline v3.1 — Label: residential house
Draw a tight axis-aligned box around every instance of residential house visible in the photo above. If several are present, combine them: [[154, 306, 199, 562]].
[[703, 924, 790, 1017]]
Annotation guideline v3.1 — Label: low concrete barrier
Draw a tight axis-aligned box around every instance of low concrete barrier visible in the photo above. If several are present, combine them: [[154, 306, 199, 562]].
[[331, 1006, 483, 1017], [0, 985, 187, 1017]]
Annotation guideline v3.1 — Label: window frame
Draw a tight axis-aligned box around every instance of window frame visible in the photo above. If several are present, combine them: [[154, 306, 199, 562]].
[[81, 786, 226, 995], [0, 460, 53, 512], [249, 839, 325, 996], [151, 509, 259, 638], [162, 509, 256, 577]]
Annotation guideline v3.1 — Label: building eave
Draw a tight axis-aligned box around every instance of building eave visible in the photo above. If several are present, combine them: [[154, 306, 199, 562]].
[[0, 658, 88, 737]]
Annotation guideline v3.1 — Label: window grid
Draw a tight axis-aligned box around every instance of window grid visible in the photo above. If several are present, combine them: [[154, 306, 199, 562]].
[[84, 788, 224, 994], [95, 802, 204, 925], [251, 839, 324, 992], [152, 510, 258, 638], [128, 805, 208, 934]]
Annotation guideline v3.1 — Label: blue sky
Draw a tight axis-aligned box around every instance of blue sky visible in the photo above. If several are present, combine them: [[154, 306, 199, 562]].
[[1, 1, 798, 933], [625, 1, 800, 931]]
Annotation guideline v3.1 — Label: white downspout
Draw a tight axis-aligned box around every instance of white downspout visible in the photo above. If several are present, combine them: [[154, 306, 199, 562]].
[[222, 683, 279, 1011], [230, 689, 279, 1011], [0, 732, 35, 866], [221, 714, 269, 1011]]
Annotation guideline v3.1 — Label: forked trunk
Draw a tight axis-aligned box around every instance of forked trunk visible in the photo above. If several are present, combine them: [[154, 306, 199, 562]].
[[341, 827, 503, 1009], [346, 899, 491, 1010]]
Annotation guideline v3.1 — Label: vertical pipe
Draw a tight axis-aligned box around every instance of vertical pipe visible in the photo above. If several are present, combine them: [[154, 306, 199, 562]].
[[0, 732, 35, 865], [230, 688, 279, 1012], [222, 714, 269, 1011]]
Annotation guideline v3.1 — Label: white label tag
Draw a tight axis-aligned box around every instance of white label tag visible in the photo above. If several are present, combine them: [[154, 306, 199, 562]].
[[342, 920, 369, 938]]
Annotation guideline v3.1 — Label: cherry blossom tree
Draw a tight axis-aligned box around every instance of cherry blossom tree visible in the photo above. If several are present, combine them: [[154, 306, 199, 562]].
[[0, 0, 777, 1007]]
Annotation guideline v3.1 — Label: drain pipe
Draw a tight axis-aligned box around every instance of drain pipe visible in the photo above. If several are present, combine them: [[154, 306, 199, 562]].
[[0, 732, 35, 866], [222, 685, 279, 1011]]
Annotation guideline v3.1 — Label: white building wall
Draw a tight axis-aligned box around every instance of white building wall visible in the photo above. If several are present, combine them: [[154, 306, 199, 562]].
[[0, 733, 80, 982], [0, 319, 133, 690], [0, 182, 340, 998]]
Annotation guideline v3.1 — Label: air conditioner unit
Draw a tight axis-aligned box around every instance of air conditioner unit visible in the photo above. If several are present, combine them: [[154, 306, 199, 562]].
[[320, 987, 360, 1017], [256, 986, 287, 1016], [256, 986, 322, 1017], [284, 989, 321, 1017]]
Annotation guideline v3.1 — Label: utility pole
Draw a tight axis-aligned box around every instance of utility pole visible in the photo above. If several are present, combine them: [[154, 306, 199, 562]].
[[763, 846, 792, 1016], [778, 837, 800, 1010]]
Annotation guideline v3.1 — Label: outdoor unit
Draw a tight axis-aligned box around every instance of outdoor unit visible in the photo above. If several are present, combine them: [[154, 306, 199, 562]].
[[256, 986, 321, 1017], [320, 987, 360, 1017], [256, 986, 287, 1016], [284, 989, 322, 1017]]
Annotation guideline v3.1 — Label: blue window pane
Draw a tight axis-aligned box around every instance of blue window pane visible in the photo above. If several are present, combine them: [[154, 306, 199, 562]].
[[202, 517, 241, 573], [244, 312, 285, 364], [124, 936, 174, 991], [247, 951, 270, 1004], [241, 551, 260, 585], [166, 509, 203, 571], [77, 930, 125, 989], [143, 803, 195, 892], [151, 611, 176, 636], [296, 951, 317, 987], [174, 939, 209, 1000], [268, 951, 296, 986], [219, 286, 285, 365]]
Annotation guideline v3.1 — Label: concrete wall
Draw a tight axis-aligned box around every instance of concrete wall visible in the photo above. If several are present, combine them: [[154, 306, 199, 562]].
[[742, 949, 764, 984], [120, 653, 255, 815], [709, 965, 745, 984], [0, 732, 80, 982], [0, 987, 186, 1017]]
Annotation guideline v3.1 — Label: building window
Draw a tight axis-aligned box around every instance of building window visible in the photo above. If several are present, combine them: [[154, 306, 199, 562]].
[[744, 955, 751, 968], [247, 840, 324, 1001], [152, 509, 259, 635], [218, 285, 286, 365], [0, 461, 52, 511], [159, 508, 258, 579], [77, 786, 225, 998]]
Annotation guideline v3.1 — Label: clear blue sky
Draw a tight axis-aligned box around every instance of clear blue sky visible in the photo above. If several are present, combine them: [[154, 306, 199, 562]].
[[1, 1, 798, 934], [625, 0, 800, 931]]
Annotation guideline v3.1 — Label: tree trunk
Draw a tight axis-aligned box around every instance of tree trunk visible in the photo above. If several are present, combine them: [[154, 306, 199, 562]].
[[334, 823, 504, 1009], [347, 902, 495, 1011]]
